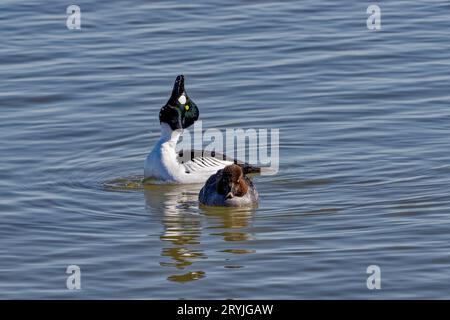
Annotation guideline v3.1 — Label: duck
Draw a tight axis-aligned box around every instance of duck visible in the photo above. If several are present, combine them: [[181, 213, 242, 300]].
[[199, 164, 259, 207], [144, 75, 259, 184]]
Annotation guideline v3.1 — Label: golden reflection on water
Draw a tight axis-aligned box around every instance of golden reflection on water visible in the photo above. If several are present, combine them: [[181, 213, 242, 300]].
[[143, 183, 256, 283], [201, 206, 255, 242]]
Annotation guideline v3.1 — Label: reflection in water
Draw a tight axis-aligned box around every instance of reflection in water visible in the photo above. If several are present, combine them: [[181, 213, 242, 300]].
[[144, 183, 206, 283], [167, 271, 206, 283], [201, 206, 256, 268], [201, 206, 255, 242], [143, 182, 256, 282], [102, 175, 145, 191]]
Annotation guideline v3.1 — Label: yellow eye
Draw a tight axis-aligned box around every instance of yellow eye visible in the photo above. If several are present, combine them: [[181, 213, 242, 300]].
[[185, 105, 190, 111]]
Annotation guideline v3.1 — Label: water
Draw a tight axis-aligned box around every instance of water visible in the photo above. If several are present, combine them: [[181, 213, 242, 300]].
[[1, 0, 450, 299]]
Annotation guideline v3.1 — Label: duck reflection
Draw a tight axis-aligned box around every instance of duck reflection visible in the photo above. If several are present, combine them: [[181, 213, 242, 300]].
[[143, 183, 255, 282], [200, 206, 255, 242], [201, 206, 256, 266], [144, 183, 206, 282]]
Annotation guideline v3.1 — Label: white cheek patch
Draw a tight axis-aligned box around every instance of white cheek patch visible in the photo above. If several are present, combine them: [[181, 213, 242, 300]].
[[178, 95, 186, 105]]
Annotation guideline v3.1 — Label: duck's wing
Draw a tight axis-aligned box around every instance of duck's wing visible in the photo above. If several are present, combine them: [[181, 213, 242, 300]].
[[178, 150, 233, 174], [177, 149, 261, 174], [198, 170, 221, 203]]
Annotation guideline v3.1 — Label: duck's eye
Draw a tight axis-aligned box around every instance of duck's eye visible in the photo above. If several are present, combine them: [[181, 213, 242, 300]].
[[185, 104, 190, 111]]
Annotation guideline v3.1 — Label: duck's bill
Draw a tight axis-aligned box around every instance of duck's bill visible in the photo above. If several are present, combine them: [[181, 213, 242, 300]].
[[171, 74, 185, 100]]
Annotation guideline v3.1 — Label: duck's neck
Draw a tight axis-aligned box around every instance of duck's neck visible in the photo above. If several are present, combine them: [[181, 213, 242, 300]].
[[154, 123, 184, 176], [158, 123, 182, 147]]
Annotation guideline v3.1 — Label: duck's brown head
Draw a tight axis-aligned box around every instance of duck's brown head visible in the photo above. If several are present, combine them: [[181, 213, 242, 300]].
[[216, 164, 248, 199]]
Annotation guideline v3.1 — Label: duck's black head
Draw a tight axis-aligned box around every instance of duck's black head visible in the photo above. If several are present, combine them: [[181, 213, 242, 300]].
[[159, 75, 199, 131]]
